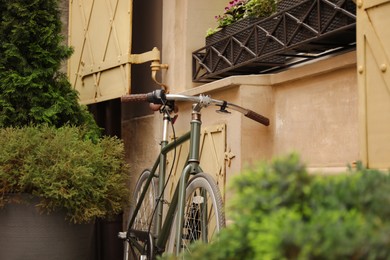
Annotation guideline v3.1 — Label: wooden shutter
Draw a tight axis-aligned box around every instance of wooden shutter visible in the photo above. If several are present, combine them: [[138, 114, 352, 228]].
[[357, 0, 390, 168], [166, 124, 227, 201], [68, 0, 133, 104]]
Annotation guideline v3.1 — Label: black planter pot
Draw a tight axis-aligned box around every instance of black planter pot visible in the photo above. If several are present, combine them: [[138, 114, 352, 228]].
[[96, 214, 124, 260], [0, 195, 96, 260]]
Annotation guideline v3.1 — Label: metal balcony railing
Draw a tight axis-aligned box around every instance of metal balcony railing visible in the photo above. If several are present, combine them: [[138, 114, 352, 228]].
[[192, 0, 356, 82]]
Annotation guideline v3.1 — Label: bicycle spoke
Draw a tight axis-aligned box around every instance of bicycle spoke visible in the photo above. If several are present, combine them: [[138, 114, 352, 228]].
[[124, 170, 157, 259], [167, 173, 225, 256]]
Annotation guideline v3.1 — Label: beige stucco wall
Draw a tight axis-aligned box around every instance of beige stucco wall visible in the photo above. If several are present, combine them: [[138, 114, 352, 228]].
[[273, 59, 359, 169], [162, 0, 227, 91], [122, 114, 162, 192]]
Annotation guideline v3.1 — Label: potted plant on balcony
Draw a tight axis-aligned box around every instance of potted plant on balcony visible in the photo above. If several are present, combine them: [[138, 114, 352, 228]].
[[206, 0, 277, 45], [0, 0, 129, 259], [202, 0, 284, 75]]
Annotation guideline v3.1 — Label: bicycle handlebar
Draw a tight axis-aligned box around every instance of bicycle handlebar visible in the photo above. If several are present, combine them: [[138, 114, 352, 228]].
[[121, 90, 269, 126], [121, 93, 149, 102]]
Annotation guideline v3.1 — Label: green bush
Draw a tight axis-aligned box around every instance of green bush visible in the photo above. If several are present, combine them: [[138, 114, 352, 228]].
[[169, 154, 390, 259], [0, 125, 129, 223], [0, 0, 100, 139]]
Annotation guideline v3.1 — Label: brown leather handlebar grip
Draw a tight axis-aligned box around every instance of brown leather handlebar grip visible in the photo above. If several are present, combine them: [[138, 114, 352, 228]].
[[245, 110, 270, 126], [121, 94, 148, 103]]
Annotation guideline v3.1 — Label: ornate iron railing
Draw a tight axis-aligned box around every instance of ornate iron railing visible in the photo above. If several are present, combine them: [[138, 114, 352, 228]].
[[192, 0, 356, 82]]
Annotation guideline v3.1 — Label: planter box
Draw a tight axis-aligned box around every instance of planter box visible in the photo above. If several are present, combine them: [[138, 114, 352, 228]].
[[206, 17, 263, 46], [205, 16, 285, 73], [280, 0, 356, 45], [193, 0, 356, 82], [0, 195, 96, 260]]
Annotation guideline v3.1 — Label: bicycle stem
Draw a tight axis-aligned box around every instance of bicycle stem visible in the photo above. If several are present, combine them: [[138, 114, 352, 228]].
[[188, 104, 202, 164]]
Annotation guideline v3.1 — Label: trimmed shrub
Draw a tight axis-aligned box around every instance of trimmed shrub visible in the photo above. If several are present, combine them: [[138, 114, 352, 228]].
[[0, 125, 129, 223], [167, 154, 390, 259]]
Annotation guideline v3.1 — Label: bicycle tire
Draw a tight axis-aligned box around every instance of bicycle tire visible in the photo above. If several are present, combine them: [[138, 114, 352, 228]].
[[124, 169, 157, 260], [167, 172, 225, 255]]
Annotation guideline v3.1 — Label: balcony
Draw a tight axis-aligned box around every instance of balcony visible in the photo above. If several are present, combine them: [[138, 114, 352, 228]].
[[192, 0, 356, 82]]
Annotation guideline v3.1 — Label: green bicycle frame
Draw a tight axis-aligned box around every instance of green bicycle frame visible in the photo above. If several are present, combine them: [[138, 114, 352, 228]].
[[127, 105, 204, 255], [126, 131, 190, 231]]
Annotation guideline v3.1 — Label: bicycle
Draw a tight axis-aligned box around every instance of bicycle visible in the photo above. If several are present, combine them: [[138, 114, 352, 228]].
[[119, 89, 269, 259]]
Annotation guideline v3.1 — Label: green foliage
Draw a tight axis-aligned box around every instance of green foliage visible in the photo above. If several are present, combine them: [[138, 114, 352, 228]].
[[0, 0, 100, 139], [206, 27, 220, 37], [0, 126, 130, 223], [209, 0, 277, 36], [244, 0, 277, 18], [166, 154, 390, 259]]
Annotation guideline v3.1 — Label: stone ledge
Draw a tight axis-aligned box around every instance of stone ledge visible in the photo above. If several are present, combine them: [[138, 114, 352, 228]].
[[182, 51, 356, 95]]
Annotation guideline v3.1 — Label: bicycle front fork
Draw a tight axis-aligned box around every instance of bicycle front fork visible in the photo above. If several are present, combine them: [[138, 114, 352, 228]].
[[175, 105, 203, 254]]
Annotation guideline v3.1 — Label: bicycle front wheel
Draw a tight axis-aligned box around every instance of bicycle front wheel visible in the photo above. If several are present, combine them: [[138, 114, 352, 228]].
[[167, 172, 225, 255], [124, 169, 157, 260]]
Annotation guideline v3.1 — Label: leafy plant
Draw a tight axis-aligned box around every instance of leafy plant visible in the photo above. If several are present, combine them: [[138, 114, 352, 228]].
[[208, 0, 277, 36], [244, 0, 277, 18], [0, 0, 100, 140], [215, 0, 248, 28], [164, 154, 390, 259], [0, 126, 130, 223]]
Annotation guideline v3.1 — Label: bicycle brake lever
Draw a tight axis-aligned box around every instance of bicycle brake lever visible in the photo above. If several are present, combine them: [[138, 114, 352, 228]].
[[171, 115, 178, 124], [216, 108, 231, 114], [216, 101, 231, 114]]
